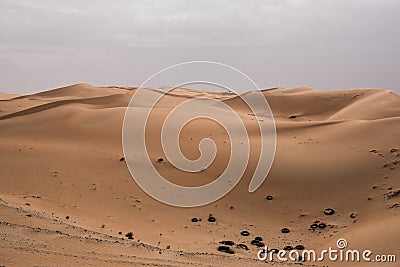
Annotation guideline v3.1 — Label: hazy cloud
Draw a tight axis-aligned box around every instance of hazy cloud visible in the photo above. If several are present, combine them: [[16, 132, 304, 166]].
[[0, 0, 399, 93]]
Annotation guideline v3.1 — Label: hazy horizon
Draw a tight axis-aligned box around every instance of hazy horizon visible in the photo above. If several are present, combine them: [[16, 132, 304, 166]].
[[1, 0, 399, 94]]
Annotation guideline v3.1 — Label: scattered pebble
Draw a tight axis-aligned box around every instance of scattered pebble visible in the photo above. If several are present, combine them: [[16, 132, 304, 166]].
[[237, 243, 249, 250], [119, 157, 125, 161], [65, 216, 70, 220], [157, 158, 164, 163], [283, 245, 294, 251], [254, 236, 263, 241], [295, 245, 305, 250], [318, 223, 327, 229], [208, 215, 216, 222], [217, 245, 234, 254], [350, 212, 357, 219], [281, 228, 290, 233], [289, 115, 297, 119], [256, 242, 265, 247], [191, 218, 198, 222], [324, 208, 335, 215], [265, 195, 273, 201], [310, 223, 319, 229], [220, 240, 234, 246], [251, 239, 260, 245], [240, 230, 250, 236]]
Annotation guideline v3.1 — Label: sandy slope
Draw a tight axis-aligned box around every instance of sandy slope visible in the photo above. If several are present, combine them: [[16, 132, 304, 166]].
[[0, 84, 399, 266]]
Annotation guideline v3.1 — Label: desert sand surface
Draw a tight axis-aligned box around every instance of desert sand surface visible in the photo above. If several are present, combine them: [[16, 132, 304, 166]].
[[1, 83, 399, 266]]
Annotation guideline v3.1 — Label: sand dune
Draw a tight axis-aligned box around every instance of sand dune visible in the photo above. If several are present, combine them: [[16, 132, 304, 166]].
[[0, 84, 399, 266]]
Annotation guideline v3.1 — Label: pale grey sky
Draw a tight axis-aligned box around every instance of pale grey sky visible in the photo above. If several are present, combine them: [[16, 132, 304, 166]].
[[0, 0, 399, 94]]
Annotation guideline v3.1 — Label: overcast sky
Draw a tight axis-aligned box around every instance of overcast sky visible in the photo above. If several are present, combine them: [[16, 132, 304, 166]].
[[0, 0, 399, 94]]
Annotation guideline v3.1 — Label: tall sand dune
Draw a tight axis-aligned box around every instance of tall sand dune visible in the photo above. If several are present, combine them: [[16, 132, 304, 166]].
[[0, 84, 399, 266]]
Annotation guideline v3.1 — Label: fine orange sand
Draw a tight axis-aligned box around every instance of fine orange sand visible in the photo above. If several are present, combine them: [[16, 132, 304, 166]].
[[0, 83, 399, 266]]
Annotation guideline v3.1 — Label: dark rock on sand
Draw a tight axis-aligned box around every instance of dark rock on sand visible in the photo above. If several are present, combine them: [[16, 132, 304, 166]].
[[256, 242, 265, 247], [217, 245, 234, 254], [237, 243, 249, 250], [220, 240, 235, 246], [208, 215, 216, 222], [324, 208, 335, 215], [240, 230, 250, 236]]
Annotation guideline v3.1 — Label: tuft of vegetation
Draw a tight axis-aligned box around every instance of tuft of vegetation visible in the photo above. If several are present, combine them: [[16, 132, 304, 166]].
[[125, 232, 134, 239]]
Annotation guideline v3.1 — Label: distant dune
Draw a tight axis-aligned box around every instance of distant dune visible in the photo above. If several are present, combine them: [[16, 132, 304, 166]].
[[0, 84, 399, 266]]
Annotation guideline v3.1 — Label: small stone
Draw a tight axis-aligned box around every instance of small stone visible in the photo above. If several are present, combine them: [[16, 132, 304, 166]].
[[237, 243, 249, 250], [251, 239, 260, 245], [217, 245, 234, 254], [208, 215, 216, 222], [256, 242, 265, 247], [240, 230, 250, 236], [220, 240, 234, 246], [324, 208, 335, 215], [254, 236, 263, 241]]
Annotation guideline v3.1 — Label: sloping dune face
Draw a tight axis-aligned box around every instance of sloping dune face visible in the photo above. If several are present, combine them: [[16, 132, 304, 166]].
[[0, 84, 399, 266]]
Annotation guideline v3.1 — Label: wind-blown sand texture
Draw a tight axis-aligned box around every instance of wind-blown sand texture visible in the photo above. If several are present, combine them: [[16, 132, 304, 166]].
[[1, 83, 399, 266]]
